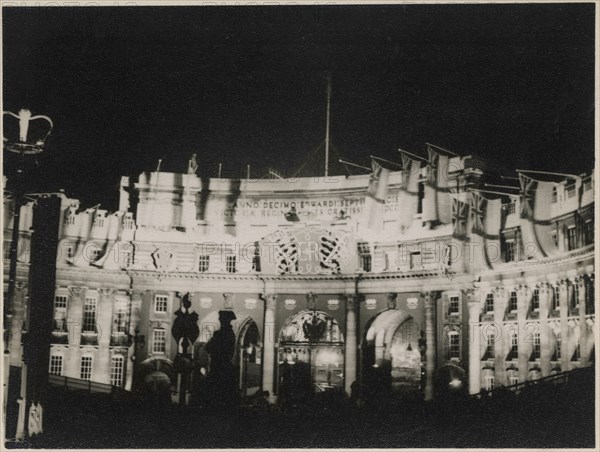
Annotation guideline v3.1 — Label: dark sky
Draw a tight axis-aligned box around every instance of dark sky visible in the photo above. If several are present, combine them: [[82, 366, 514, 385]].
[[3, 4, 595, 210]]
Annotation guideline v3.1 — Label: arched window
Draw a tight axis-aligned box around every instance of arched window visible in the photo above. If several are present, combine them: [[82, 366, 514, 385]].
[[551, 186, 558, 203]]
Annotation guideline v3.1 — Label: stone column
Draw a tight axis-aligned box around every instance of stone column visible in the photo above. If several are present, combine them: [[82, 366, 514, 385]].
[[577, 277, 588, 367], [344, 293, 358, 396], [67, 286, 86, 347], [424, 291, 437, 401], [558, 281, 570, 371], [9, 282, 27, 366], [125, 292, 141, 391], [516, 284, 530, 382], [467, 289, 481, 395], [261, 293, 277, 403], [97, 288, 115, 385], [539, 283, 551, 377], [493, 287, 507, 387]]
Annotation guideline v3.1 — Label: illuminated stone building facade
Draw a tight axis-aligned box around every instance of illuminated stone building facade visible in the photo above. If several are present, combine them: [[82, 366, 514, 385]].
[[3, 148, 595, 403]]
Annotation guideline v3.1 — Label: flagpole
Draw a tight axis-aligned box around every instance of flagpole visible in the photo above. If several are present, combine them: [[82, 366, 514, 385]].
[[484, 183, 520, 190], [397, 148, 429, 162], [468, 188, 519, 197], [325, 74, 332, 177], [338, 159, 370, 172], [370, 155, 403, 169], [516, 169, 580, 180], [426, 142, 459, 157]]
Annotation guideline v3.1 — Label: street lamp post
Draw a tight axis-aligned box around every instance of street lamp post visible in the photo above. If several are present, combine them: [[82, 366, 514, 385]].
[[3, 109, 53, 441]]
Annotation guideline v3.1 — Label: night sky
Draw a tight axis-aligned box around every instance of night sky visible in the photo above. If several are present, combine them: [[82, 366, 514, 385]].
[[3, 4, 595, 210]]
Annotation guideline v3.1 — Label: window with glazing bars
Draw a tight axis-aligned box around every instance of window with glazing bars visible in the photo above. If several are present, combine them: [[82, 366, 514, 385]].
[[198, 255, 210, 272], [82, 297, 97, 332], [509, 291, 518, 312], [110, 356, 124, 386], [80, 356, 93, 380], [152, 329, 166, 354], [49, 355, 63, 376]]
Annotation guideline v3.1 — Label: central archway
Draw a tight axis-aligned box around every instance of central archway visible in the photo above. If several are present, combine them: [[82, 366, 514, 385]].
[[363, 310, 423, 395], [278, 310, 345, 402]]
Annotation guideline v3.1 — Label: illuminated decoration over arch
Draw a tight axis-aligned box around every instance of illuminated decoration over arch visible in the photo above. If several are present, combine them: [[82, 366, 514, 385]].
[[260, 227, 354, 275], [280, 310, 344, 344]]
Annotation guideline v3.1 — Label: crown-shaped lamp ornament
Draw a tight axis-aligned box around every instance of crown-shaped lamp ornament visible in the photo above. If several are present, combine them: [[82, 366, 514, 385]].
[[3, 109, 53, 154]]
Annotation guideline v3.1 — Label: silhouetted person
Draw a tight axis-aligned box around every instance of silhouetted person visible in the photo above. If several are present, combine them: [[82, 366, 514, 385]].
[[206, 310, 239, 410]]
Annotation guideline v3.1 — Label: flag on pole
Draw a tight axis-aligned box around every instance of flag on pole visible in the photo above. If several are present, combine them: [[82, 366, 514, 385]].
[[364, 158, 391, 232], [423, 144, 452, 225], [398, 151, 422, 233], [451, 197, 469, 238]]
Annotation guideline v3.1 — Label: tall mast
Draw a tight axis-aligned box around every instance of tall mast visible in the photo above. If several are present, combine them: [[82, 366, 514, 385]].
[[324, 74, 332, 177]]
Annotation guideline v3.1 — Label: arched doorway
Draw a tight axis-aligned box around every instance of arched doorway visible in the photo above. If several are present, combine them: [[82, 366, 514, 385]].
[[236, 317, 262, 398], [362, 310, 424, 396], [278, 310, 344, 403]]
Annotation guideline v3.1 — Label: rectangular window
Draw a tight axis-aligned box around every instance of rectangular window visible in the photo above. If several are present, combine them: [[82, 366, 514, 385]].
[[198, 255, 210, 272], [80, 356, 93, 381], [572, 283, 580, 309], [552, 290, 560, 311], [485, 293, 494, 313], [533, 332, 541, 359], [225, 255, 236, 273], [448, 296, 460, 316], [252, 255, 261, 272], [551, 187, 558, 203], [361, 254, 372, 273], [152, 329, 166, 354], [54, 295, 68, 332], [508, 375, 519, 386], [484, 375, 495, 391], [487, 333, 495, 355], [509, 291, 518, 312], [448, 331, 460, 359], [550, 231, 558, 247], [565, 183, 576, 199], [410, 252, 421, 269], [583, 178, 592, 192], [555, 332, 561, 360], [110, 356, 124, 387], [113, 298, 130, 335], [49, 355, 63, 376], [504, 240, 516, 262], [82, 297, 97, 333], [567, 226, 577, 251], [154, 295, 168, 314], [584, 220, 594, 245], [532, 289, 540, 311], [505, 202, 516, 214]]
